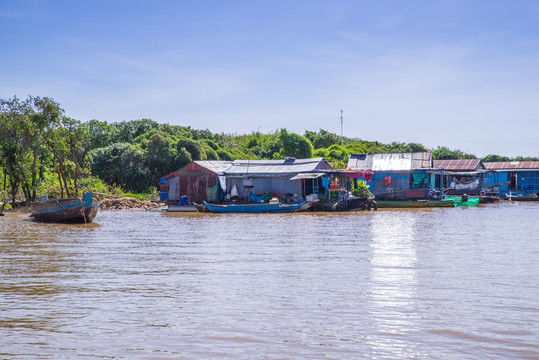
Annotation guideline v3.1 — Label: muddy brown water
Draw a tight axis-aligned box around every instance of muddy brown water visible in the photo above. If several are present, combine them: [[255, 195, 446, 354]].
[[1, 202, 538, 359]]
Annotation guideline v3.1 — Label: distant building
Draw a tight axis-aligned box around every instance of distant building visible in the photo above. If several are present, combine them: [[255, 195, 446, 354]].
[[483, 161, 539, 196], [433, 159, 485, 195], [347, 152, 438, 199]]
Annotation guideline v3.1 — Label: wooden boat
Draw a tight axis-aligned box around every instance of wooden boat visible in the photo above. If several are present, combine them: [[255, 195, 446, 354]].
[[30, 192, 99, 223], [298, 200, 319, 212], [167, 204, 198, 212], [193, 202, 208, 212], [376, 199, 454, 208], [203, 201, 306, 213], [445, 196, 480, 207], [479, 195, 499, 203], [332, 197, 378, 211], [504, 194, 539, 201]]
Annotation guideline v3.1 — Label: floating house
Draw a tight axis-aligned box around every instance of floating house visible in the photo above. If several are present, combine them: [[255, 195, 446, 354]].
[[433, 159, 485, 195], [347, 152, 437, 199], [163, 157, 334, 203], [220, 157, 333, 200], [483, 161, 539, 196]]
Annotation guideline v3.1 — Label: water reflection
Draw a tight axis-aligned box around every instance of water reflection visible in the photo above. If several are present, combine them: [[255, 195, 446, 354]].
[[368, 210, 420, 357], [1, 208, 539, 358], [0, 214, 93, 336]]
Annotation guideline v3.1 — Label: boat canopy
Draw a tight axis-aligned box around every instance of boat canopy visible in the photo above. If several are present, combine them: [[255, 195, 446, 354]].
[[288, 172, 325, 180]]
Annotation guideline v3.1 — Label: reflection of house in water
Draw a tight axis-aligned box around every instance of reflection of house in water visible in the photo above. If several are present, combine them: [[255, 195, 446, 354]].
[[483, 161, 539, 196], [347, 152, 439, 200], [434, 159, 485, 195]]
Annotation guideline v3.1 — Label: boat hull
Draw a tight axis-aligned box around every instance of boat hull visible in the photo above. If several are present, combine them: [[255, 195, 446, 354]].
[[30, 193, 99, 223], [505, 196, 539, 201], [167, 205, 198, 212], [334, 197, 378, 211], [203, 201, 305, 213], [376, 199, 454, 208]]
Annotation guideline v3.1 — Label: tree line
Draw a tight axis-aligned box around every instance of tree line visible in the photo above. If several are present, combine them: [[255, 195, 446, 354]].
[[1, 95, 536, 203]]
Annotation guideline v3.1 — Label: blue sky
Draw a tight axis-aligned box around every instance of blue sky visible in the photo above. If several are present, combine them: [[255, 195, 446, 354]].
[[1, 0, 539, 157]]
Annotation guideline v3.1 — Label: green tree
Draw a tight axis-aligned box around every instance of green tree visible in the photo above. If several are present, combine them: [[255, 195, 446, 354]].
[[433, 146, 476, 160], [113, 119, 159, 143], [144, 133, 183, 182], [482, 154, 510, 162], [61, 117, 89, 194], [278, 129, 314, 159], [88, 143, 152, 193], [344, 143, 367, 154], [325, 144, 349, 162], [304, 129, 341, 149], [176, 138, 206, 161], [85, 119, 115, 151], [176, 147, 193, 166], [216, 149, 234, 161], [0, 96, 63, 201]]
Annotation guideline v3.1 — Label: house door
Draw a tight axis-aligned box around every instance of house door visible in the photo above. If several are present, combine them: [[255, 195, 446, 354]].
[[510, 172, 517, 190]]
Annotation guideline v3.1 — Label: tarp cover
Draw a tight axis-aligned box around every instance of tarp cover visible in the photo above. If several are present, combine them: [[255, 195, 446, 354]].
[[412, 173, 427, 186]]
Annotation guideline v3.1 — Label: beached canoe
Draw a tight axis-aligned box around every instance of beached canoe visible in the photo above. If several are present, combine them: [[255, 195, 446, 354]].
[[30, 192, 99, 223]]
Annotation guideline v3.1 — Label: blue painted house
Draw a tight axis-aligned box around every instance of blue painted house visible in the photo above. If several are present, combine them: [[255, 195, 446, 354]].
[[483, 161, 539, 197], [347, 152, 440, 199]]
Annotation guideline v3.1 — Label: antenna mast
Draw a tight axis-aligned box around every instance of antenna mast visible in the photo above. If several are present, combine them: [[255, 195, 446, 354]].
[[340, 109, 343, 137]]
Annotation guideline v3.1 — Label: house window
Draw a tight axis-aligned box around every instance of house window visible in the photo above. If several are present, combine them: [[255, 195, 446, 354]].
[[521, 171, 539, 191]]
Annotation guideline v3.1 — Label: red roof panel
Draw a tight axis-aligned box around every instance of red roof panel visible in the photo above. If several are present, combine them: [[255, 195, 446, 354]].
[[483, 161, 539, 170], [433, 159, 481, 171]]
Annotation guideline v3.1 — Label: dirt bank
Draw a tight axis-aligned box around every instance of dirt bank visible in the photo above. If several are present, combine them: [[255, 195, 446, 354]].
[[99, 197, 159, 210]]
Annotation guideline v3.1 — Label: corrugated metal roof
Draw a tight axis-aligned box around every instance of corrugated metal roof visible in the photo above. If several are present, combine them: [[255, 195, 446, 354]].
[[483, 161, 539, 170], [223, 157, 332, 175], [347, 152, 432, 171], [433, 159, 481, 171], [194, 160, 233, 174]]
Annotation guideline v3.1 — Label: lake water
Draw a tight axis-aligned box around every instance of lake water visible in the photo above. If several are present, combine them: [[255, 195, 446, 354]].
[[1, 203, 538, 359]]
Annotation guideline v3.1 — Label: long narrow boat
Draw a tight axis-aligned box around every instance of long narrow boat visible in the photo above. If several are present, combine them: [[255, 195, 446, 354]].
[[504, 194, 539, 201], [203, 201, 306, 213], [30, 192, 99, 223], [376, 199, 454, 208], [167, 204, 198, 212]]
